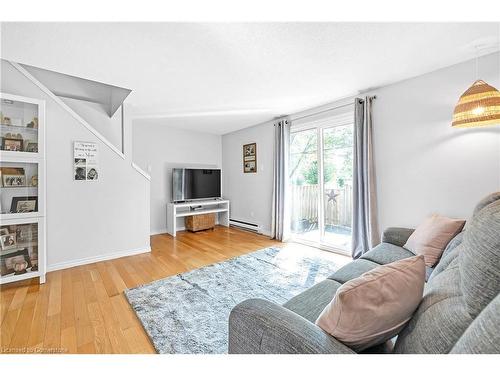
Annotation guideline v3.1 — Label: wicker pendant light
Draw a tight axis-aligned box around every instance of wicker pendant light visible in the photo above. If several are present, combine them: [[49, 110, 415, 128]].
[[452, 79, 500, 128]]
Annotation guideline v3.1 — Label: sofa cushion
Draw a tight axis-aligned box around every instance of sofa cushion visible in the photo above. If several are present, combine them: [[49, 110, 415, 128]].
[[316, 256, 425, 352], [327, 259, 379, 284], [428, 242, 463, 282], [441, 231, 464, 260], [283, 279, 342, 323], [472, 191, 500, 217], [459, 199, 500, 318], [403, 214, 465, 267], [451, 294, 500, 354], [361, 242, 414, 265], [394, 258, 473, 353]]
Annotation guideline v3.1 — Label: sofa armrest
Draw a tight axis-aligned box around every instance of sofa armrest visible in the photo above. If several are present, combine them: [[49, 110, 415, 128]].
[[381, 227, 415, 247], [228, 298, 355, 354]]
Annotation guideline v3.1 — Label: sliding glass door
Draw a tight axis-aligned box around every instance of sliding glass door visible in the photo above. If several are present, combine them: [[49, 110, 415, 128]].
[[290, 112, 353, 254], [290, 128, 320, 243]]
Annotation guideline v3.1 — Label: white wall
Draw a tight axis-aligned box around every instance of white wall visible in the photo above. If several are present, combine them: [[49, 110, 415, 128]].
[[1, 60, 151, 270], [222, 52, 500, 236], [61, 97, 123, 152], [373, 52, 500, 231], [132, 122, 222, 234], [222, 121, 274, 235]]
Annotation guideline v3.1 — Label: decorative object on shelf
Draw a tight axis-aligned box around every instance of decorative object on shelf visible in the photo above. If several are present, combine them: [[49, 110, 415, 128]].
[[30, 175, 38, 187], [74, 141, 99, 181], [26, 117, 38, 129], [15, 224, 32, 242], [0, 228, 9, 236], [2, 248, 31, 276], [28, 243, 38, 272], [2, 137, 24, 151], [25, 142, 38, 152], [2, 116, 11, 125], [3, 175, 26, 187], [13, 259, 28, 275], [0, 233, 17, 250], [3, 132, 23, 139], [452, 80, 500, 128], [185, 213, 216, 232], [1, 167, 26, 187], [243, 142, 257, 173], [10, 196, 38, 213]]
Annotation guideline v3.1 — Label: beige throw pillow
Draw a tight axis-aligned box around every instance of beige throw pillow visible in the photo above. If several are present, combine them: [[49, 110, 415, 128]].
[[404, 214, 465, 267], [316, 256, 425, 352]]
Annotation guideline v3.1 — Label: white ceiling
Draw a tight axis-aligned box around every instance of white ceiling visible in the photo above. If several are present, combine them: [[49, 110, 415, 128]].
[[1, 22, 499, 134]]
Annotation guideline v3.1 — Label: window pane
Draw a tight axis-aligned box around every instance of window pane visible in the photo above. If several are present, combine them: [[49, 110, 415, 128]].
[[0, 222, 39, 277], [290, 128, 319, 242], [0, 98, 39, 153], [0, 161, 39, 214], [322, 124, 353, 250]]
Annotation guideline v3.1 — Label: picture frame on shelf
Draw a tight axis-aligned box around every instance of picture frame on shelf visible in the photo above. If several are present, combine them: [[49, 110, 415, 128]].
[[0, 228, 10, 236], [0, 233, 17, 250], [1, 167, 26, 187], [25, 142, 38, 153], [2, 175, 26, 187], [1, 248, 32, 276], [2, 138, 24, 151], [10, 196, 38, 213]]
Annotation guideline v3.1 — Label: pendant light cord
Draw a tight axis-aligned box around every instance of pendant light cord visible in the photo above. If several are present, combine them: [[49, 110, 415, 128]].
[[474, 46, 479, 80]]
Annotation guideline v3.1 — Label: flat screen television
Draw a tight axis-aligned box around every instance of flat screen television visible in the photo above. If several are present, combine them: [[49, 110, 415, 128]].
[[172, 168, 221, 202]]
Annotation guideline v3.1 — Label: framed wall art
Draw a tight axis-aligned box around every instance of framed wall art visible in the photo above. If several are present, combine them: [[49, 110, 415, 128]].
[[243, 142, 257, 173], [74, 141, 99, 181]]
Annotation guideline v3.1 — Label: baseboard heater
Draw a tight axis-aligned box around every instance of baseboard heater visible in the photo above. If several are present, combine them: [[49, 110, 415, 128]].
[[229, 219, 261, 233]]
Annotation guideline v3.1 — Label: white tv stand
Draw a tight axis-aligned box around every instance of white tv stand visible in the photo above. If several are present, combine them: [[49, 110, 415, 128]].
[[166, 199, 230, 237]]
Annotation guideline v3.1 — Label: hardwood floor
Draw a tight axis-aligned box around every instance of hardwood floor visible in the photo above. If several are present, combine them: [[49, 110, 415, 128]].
[[0, 226, 347, 354]]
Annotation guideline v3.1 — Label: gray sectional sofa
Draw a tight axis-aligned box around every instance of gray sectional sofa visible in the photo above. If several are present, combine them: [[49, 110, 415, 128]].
[[228, 193, 500, 354]]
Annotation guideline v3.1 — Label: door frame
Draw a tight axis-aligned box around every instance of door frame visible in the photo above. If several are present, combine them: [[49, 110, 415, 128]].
[[290, 111, 354, 255]]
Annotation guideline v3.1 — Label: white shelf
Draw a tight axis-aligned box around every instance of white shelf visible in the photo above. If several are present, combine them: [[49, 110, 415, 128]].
[[0, 123, 39, 133], [0, 212, 43, 220], [173, 199, 229, 208], [0, 270, 41, 285], [167, 199, 230, 237], [176, 207, 229, 217]]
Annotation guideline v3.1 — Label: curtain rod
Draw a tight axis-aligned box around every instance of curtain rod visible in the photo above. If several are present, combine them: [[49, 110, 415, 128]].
[[291, 95, 377, 122]]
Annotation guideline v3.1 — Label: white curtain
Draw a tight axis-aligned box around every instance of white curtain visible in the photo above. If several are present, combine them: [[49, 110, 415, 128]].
[[352, 96, 380, 258], [271, 118, 291, 241]]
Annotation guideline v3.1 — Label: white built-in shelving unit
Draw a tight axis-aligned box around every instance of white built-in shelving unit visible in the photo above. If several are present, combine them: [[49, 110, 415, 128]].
[[167, 199, 230, 237], [0, 92, 46, 284]]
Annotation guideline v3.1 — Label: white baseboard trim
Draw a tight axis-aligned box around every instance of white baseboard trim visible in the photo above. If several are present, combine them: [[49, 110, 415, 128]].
[[150, 228, 168, 236], [260, 229, 272, 237], [47, 246, 151, 272]]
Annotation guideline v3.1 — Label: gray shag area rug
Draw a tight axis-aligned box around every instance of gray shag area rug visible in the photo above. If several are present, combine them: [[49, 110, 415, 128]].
[[124, 246, 341, 354]]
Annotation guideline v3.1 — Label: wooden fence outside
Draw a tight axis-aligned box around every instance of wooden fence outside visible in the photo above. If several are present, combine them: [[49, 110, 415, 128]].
[[291, 184, 353, 228]]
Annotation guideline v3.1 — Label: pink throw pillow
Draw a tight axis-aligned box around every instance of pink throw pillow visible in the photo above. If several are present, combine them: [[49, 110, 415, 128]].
[[404, 214, 465, 267], [316, 256, 425, 351]]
